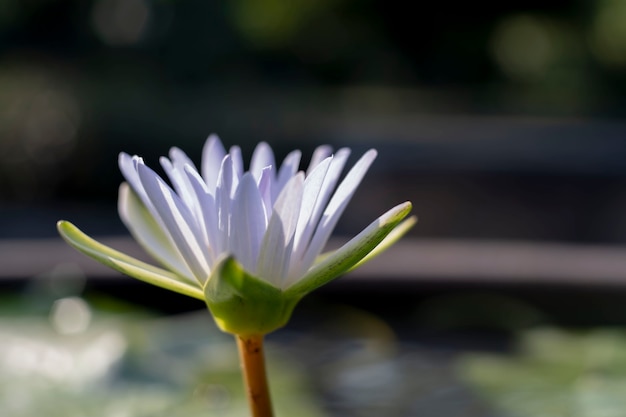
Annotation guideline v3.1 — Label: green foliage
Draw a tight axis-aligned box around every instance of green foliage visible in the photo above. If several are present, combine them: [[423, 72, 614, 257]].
[[459, 328, 626, 417], [0, 310, 325, 417]]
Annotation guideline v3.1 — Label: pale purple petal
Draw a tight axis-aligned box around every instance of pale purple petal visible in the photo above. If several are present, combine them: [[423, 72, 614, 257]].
[[273, 150, 302, 201], [250, 142, 275, 181], [230, 173, 267, 272], [229, 145, 244, 184], [184, 165, 220, 262], [137, 164, 212, 283], [170, 147, 197, 172], [119, 152, 166, 227], [118, 183, 195, 283], [306, 145, 333, 175], [119, 153, 147, 201], [257, 166, 274, 221], [257, 173, 304, 287], [159, 157, 195, 209], [299, 149, 377, 273], [289, 156, 332, 273], [289, 148, 350, 276], [201, 134, 227, 193], [215, 155, 235, 252], [308, 148, 350, 227]]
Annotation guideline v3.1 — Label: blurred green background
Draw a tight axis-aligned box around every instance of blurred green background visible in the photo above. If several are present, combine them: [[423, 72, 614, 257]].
[[3, 1, 626, 416]]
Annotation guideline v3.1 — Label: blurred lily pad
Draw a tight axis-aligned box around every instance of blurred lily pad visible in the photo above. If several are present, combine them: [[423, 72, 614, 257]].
[[0, 306, 325, 417], [458, 328, 626, 417]]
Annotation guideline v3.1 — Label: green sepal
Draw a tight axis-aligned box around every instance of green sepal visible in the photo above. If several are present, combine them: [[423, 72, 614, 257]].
[[204, 256, 301, 336], [348, 215, 417, 271], [285, 201, 413, 298], [57, 220, 205, 301]]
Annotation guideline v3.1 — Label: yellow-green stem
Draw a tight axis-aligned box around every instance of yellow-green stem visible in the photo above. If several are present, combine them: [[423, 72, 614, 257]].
[[237, 334, 274, 417]]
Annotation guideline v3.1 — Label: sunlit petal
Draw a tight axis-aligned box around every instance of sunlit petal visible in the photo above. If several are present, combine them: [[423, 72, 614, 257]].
[[216, 155, 235, 253], [257, 166, 274, 226], [159, 157, 195, 209], [274, 150, 302, 201], [231, 173, 267, 272], [118, 183, 195, 282], [184, 165, 220, 261], [297, 147, 354, 272], [162, 147, 199, 207], [304, 148, 351, 243], [138, 163, 211, 283], [257, 173, 304, 287], [201, 134, 227, 194], [170, 146, 197, 172], [306, 145, 333, 175], [118, 153, 148, 204], [229, 145, 244, 183], [289, 156, 332, 276], [250, 142, 276, 181]]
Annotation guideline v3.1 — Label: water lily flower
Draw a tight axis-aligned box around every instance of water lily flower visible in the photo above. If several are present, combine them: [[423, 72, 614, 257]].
[[58, 135, 415, 336]]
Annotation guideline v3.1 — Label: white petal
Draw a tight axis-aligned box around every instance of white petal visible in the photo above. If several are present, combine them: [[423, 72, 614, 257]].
[[257, 166, 274, 221], [257, 173, 304, 287], [202, 134, 227, 193], [216, 155, 235, 252], [229, 145, 244, 183], [168, 147, 201, 206], [184, 165, 220, 263], [118, 183, 196, 283], [170, 146, 197, 172], [119, 153, 168, 229], [160, 157, 207, 246], [250, 142, 276, 181], [159, 157, 195, 209], [119, 153, 147, 203], [274, 150, 302, 201], [230, 173, 267, 272], [299, 149, 377, 273], [306, 145, 333, 175], [306, 148, 350, 229], [289, 156, 332, 274], [138, 164, 212, 283], [289, 148, 350, 276]]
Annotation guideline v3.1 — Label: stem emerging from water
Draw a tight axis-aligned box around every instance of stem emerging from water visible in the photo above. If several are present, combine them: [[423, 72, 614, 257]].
[[237, 334, 274, 417]]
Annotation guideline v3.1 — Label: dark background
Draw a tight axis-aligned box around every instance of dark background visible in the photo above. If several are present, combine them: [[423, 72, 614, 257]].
[[1, 0, 626, 234], [2, 0, 626, 326]]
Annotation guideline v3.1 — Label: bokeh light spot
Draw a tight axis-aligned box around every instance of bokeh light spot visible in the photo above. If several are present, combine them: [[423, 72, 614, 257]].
[[92, 0, 150, 46], [490, 15, 553, 81], [589, 0, 626, 68], [50, 297, 92, 335]]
